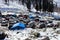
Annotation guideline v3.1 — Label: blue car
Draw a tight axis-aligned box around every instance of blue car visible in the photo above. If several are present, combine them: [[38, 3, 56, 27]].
[[10, 22, 26, 30]]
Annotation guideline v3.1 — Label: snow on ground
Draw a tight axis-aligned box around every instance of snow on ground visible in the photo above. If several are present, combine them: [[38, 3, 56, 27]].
[[3, 28, 60, 40], [0, 0, 28, 15], [0, 0, 60, 40]]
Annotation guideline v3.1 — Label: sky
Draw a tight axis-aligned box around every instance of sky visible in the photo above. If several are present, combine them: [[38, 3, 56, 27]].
[[54, 0, 60, 7]]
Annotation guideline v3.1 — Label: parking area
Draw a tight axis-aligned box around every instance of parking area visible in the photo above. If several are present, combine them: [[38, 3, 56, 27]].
[[0, 14, 60, 28], [0, 12, 60, 40]]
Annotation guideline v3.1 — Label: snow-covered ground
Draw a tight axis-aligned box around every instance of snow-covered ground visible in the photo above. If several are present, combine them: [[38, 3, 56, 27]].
[[2, 28, 60, 40], [0, 0, 60, 40], [0, 0, 28, 15]]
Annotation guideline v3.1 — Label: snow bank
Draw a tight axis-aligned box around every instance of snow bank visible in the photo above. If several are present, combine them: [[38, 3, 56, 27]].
[[3, 28, 60, 40]]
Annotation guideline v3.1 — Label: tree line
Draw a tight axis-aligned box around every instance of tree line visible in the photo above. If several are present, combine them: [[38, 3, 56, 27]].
[[4, 0, 54, 12]]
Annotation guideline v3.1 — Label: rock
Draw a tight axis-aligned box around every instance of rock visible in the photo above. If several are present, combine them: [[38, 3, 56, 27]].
[[42, 36, 50, 40], [16, 32, 19, 34], [0, 32, 7, 40], [39, 23, 46, 29], [25, 38, 31, 40], [34, 33, 40, 37]]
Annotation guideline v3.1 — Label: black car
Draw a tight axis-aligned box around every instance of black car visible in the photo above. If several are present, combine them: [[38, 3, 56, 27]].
[[1, 18, 8, 27]]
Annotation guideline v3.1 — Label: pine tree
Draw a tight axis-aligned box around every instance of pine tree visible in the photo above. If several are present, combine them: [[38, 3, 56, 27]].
[[38, 0, 41, 11], [43, 0, 48, 11], [5, 0, 7, 3], [48, 1, 54, 12], [35, 0, 39, 11], [22, 0, 25, 5], [26, 0, 31, 11]]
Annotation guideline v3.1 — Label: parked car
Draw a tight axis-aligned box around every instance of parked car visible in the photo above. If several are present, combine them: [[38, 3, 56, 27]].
[[8, 16, 19, 29], [1, 18, 8, 27], [47, 20, 54, 27]]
